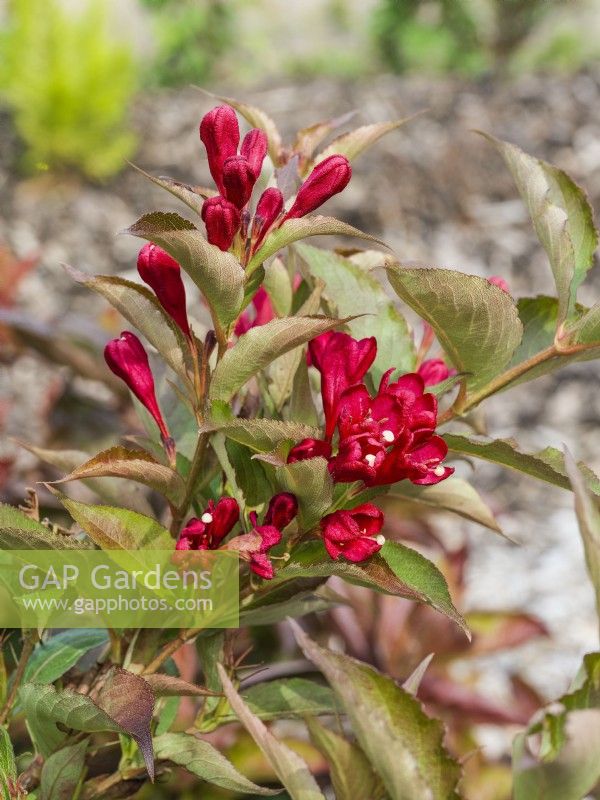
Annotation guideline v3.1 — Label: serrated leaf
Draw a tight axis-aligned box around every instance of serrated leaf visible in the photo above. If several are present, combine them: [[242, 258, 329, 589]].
[[52, 447, 186, 507], [565, 450, 600, 630], [154, 731, 279, 795], [292, 111, 356, 166], [211, 93, 283, 164], [24, 630, 109, 685], [0, 503, 87, 550], [386, 262, 522, 391], [0, 726, 16, 800], [39, 739, 88, 800], [274, 457, 334, 529], [219, 678, 340, 723], [203, 419, 320, 453], [48, 488, 173, 550], [314, 119, 408, 165], [444, 434, 600, 496], [483, 133, 598, 322], [248, 216, 387, 275], [125, 212, 245, 326], [209, 315, 349, 402], [388, 477, 502, 533], [144, 674, 218, 698], [130, 164, 210, 215], [65, 268, 193, 386], [18, 442, 154, 516], [297, 243, 415, 381], [291, 621, 462, 800], [240, 585, 343, 626], [217, 664, 326, 800], [572, 300, 600, 344], [270, 540, 466, 633], [307, 717, 385, 800], [225, 439, 273, 507]]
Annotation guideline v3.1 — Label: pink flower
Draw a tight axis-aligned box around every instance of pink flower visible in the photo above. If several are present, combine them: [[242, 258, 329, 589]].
[[309, 331, 377, 440], [320, 503, 385, 562], [201, 195, 241, 251], [488, 276, 510, 293], [104, 331, 170, 442], [175, 497, 240, 551], [136, 243, 190, 338], [285, 155, 352, 220], [247, 493, 298, 580], [417, 358, 455, 387]]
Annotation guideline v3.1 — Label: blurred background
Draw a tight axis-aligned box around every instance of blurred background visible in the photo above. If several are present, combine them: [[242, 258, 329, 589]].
[[2, 0, 600, 795]]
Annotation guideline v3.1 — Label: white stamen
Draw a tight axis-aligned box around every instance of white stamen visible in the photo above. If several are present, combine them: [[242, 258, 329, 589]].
[[201, 512, 214, 524], [433, 466, 445, 477], [381, 429, 395, 443], [375, 534, 386, 546], [364, 454, 377, 467]]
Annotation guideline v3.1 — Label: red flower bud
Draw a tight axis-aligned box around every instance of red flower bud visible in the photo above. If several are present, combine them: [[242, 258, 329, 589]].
[[137, 243, 190, 338], [253, 187, 284, 248], [222, 155, 257, 209], [488, 275, 510, 293], [241, 128, 268, 177], [234, 287, 276, 336], [285, 154, 351, 220], [320, 503, 385, 562], [417, 358, 454, 387], [263, 492, 298, 530], [200, 105, 240, 194], [201, 195, 241, 251], [175, 497, 240, 551], [104, 331, 169, 441]]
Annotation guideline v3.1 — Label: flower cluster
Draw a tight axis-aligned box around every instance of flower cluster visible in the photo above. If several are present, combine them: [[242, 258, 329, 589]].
[[199, 104, 352, 254], [175, 493, 298, 580]]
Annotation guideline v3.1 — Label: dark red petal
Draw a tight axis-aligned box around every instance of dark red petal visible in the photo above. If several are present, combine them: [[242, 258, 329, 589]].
[[222, 155, 257, 209], [200, 105, 240, 194], [285, 154, 351, 219], [201, 195, 241, 251], [137, 243, 190, 338], [241, 128, 268, 176], [264, 493, 298, 530]]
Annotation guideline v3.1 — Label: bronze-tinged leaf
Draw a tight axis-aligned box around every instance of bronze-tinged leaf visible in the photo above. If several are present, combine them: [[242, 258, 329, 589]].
[[313, 119, 410, 165], [130, 163, 214, 214], [51, 446, 186, 507], [144, 673, 220, 698]]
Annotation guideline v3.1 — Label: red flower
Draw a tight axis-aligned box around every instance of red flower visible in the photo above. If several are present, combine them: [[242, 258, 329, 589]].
[[200, 105, 240, 195], [320, 503, 385, 562], [488, 275, 510, 293], [288, 437, 332, 463], [234, 287, 276, 336], [240, 128, 268, 178], [222, 155, 258, 210], [285, 155, 352, 220], [247, 493, 298, 580], [372, 434, 453, 486], [104, 331, 170, 442], [136, 243, 190, 338], [201, 195, 241, 251], [309, 331, 377, 440], [175, 497, 240, 551], [417, 358, 454, 387]]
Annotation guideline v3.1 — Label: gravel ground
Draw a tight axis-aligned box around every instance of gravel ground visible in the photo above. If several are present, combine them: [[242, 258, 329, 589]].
[[2, 70, 600, 699]]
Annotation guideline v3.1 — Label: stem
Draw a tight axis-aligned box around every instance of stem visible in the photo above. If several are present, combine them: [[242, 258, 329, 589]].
[[141, 627, 203, 676], [0, 630, 36, 725], [169, 433, 209, 535]]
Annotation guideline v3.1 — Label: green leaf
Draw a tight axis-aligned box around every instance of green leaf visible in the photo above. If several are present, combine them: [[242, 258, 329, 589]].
[[0, 726, 17, 800], [291, 622, 462, 800], [217, 664, 326, 800], [307, 717, 385, 800], [0, 503, 88, 550], [445, 434, 600, 496], [48, 488, 173, 550], [513, 710, 600, 800], [65, 267, 193, 386], [263, 257, 293, 316], [248, 216, 387, 275], [39, 739, 88, 800], [240, 585, 343, 626], [125, 211, 245, 326], [210, 315, 349, 402], [270, 540, 466, 634], [203, 419, 320, 453], [51, 446, 186, 507], [154, 731, 279, 795], [225, 440, 273, 507], [298, 243, 415, 382], [565, 450, 600, 630], [219, 678, 340, 723], [314, 119, 409, 165], [388, 477, 502, 533], [482, 133, 598, 322], [274, 457, 334, 529], [572, 300, 600, 345], [24, 630, 109, 685], [386, 262, 522, 391]]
